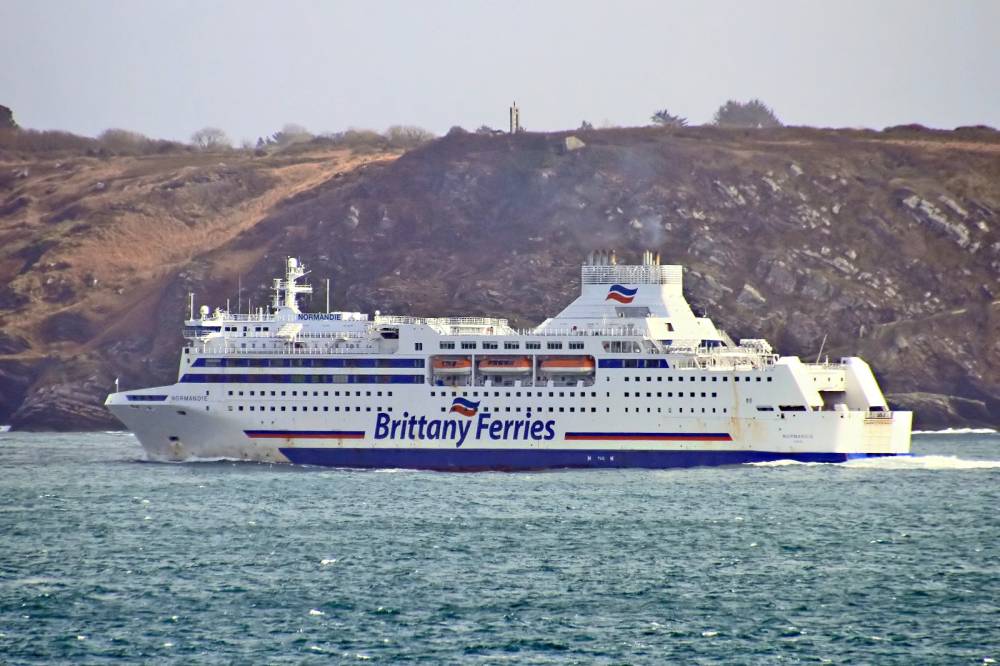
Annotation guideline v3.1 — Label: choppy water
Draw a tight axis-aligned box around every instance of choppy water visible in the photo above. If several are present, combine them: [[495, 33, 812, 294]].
[[1, 431, 998, 664]]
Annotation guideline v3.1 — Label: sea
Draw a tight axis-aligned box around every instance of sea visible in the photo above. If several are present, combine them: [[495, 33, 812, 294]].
[[0, 431, 998, 665]]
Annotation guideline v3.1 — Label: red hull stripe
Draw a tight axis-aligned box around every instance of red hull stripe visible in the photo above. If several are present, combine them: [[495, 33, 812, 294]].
[[450, 406, 477, 417], [244, 430, 365, 439], [605, 292, 635, 304], [565, 432, 733, 442]]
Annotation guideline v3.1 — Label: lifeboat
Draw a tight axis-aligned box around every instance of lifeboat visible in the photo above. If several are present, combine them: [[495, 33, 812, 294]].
[[539, 357, 595, 375], [432, 358, 472, 375], [479, 357, 531, 375]]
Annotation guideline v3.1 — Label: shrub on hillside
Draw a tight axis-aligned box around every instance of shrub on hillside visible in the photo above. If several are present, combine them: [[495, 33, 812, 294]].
[[650, 110, 687, 127], [713, 99, 782, 128], [384, 125, 436, 149]]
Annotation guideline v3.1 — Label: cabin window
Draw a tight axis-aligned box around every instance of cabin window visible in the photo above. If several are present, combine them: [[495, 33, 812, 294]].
[[482, 342, 498, 350], [440, 342, 455, 350], [415, 343, 423, 351], [526, 342, 541, 350], [504, 342, 520, 350], [547, 342, 563, 350], [568, 342, 584, 350]]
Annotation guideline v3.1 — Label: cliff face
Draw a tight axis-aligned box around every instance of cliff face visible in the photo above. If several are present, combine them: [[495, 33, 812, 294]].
[[1, 126, 998, 429]]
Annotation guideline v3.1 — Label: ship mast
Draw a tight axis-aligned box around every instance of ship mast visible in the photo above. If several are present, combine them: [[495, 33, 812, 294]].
[[271, 257, 313, 312]]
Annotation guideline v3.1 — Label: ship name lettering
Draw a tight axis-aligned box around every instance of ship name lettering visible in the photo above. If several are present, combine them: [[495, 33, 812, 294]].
[[373, 412, 555, 448]]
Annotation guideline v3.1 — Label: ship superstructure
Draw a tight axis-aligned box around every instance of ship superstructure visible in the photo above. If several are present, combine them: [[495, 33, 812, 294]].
[[106, 253, 911, 469]]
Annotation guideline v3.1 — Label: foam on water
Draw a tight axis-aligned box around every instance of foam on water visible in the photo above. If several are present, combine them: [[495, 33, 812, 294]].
[[751, 455, 1000, 470], [913, 427, 997, 435], [843, 454, 1000, 470]]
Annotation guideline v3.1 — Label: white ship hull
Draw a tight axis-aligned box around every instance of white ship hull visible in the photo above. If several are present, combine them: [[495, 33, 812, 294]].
[[106, 253, 912, 469], [106, 385, 911, 469]]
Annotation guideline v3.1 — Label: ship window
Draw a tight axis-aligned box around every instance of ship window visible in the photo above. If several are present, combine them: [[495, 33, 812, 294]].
[[757, 377, 762, 382], [280, 406, 285, 411], [461, 342, 476, 350], [526, 342, 541, 350], [559, 392, 564, 397], [592, 407, 597, 413], [291, 406, 296, 412], [440, 342, 455, 350], [569, 407, 574, 412], [647, 408, 651, 413], [767, 377, 772, 382], [723, 377, 728, 382], [701, 377, 706, 382], [702, 408, 706, 413], [712, 408, 716, 413], [516, 392, 521, 397], [569, 342, 584, 350], [483, 342, 498, 350], [657, 392, 662, 398], [495, 392, 501, 397], [549, 407, 554, 413], [415, 343, 423, 351], [646, 377, 652, 382], [366, 391, 371, 397], [559, 407, 564, 413], [547, 342, 562, 350], [712, 377, 717, 382], [356, 406, 361, 412], [228, 390, 233, 396], [701, 392, 706, 397], [504, 342, 520, 350], [366, 407, 372, 412], [712, 392, 717, 398], [324, 406, 329, 412]]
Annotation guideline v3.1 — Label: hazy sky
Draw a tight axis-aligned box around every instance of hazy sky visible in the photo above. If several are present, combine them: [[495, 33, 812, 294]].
[[2, 1, 998, 143]]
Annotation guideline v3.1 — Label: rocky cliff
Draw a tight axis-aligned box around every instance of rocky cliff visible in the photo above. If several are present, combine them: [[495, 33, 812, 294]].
[[1, 125, 998, 429]]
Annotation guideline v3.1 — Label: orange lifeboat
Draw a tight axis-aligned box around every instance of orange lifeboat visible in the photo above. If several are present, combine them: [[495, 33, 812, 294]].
[[432, 358, 472, 375], [539, 357, 595, 375], [479, 357, 531, 375]]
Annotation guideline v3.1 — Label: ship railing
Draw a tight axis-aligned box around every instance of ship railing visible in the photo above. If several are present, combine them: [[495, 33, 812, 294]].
[[864, 410, 894, 420], [522, 327, 644, 337], [207, 344, 383, 356]]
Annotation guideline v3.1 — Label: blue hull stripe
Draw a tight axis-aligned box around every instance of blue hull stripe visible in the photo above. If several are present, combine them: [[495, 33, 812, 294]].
[[277, 447, 901, 471], [246, 430, 365, 439]]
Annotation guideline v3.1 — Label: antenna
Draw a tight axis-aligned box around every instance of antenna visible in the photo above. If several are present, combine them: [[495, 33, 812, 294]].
[[189, 292, 194, 320], [815, 334, 828, 364], [326, 278, 330, 313], [238, 274, 242, 315]]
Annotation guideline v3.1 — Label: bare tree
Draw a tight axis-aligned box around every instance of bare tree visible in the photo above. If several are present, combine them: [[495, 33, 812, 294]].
[[190, 127, 232, 150], [712, 99, 782, 128], [579, 120, 594, 130], [650, 110, 687, 127]]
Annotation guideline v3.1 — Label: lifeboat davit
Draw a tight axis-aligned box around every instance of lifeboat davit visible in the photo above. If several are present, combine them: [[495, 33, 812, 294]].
[[432, 358, 472, 375], [539, 357, 595, 375], [479, 357, 531, 375]]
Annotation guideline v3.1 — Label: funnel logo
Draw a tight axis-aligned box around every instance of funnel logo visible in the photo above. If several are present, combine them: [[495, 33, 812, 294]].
[[450, 397, 480, 417], [606, 284, 638, 304]]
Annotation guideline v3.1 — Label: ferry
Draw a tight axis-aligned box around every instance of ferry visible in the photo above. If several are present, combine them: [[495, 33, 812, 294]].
[[105, 252, 912, 469]]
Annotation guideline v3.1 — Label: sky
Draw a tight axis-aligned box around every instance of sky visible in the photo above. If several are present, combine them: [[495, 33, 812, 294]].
[[2, 0, 998, 143]]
